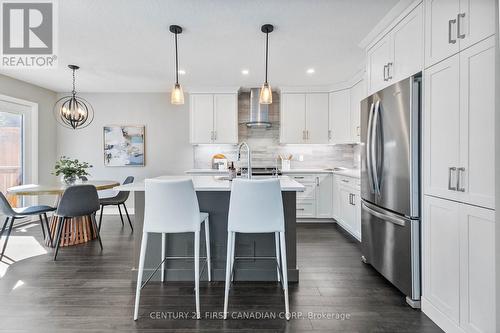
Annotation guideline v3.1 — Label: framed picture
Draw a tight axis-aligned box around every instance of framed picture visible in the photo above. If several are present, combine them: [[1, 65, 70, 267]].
[[103, 125, 145, 166]]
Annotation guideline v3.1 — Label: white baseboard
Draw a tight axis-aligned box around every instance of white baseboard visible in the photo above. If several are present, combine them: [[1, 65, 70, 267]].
[[297, 218, 335, 223], [421, 297, 464, 333]]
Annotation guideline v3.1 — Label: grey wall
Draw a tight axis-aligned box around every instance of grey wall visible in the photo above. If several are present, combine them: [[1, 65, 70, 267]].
[[56, 93, 193, 206], [0, 74, 57, 204]]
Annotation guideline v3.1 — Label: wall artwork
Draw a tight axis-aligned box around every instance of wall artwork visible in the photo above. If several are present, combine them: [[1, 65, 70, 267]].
[[103, 125, 145, 166]]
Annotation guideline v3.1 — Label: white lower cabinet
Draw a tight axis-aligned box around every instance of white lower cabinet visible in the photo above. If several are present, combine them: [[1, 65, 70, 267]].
[[333, 175, 361, 241], [289, 173, 332, 219], [423, 195, 495, 333]]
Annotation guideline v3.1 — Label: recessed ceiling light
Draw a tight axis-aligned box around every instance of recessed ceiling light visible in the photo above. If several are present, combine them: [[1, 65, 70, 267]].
[[178, 69, 186, 75], [241, 69, 249, 75], [306, 68, 315, 74]]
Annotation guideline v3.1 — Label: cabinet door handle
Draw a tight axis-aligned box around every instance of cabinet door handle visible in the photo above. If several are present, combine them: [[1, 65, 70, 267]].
[[297, 208, 305, 211], [306, 130, 310, 140], [316, 177, 319, 186], [210, 131, 214, 141], [456, 167, 466, 192], [341, 179, 349, 183], [328, 130, 332, 140], [294, 176, 304, 179], [356, 126, 360, 137], [351, 194, 356, 205], [448, 167, 457, 191], [387, 62, 393, 80], [383, 64, 388, 81], [448, 19, 457, 44], [457, 13, 466, 39], [302, 130, 306, 140]]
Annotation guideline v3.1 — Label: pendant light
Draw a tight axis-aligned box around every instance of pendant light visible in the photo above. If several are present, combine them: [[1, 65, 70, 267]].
[[259, 24, 274, 104], [170, 25, 184, 105], [53, 65, 94, 129]]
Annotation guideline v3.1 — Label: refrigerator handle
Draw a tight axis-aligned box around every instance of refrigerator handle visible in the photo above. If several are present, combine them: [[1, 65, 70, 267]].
[[362, 201, 407, 227], [371, 101, 381, 194], [366, 102, 375, 192]]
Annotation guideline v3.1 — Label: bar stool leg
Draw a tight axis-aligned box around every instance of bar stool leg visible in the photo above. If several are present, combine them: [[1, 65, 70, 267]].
[[0, 217, 14, 260], [230, 232, 236, 282], [223, 231, 234, 319], [204, 217, 211, 281], [134, 232, 148, 320], [194, 230, 200, 319], [275, 232, 281, 282], [161, 233, 166, 282], [279, 231, 290, 320]]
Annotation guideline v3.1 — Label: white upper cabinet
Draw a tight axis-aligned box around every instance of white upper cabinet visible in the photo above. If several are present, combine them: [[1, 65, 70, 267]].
[[190, 94, 214, 144], [280, 92, 329, 144], [367, 3, 423, 94], [349, 79, 365, 142], [392, 4, 424, 80], [328, 89, 351, 144], [424, 0, 460, 67], [189, 93, 238, 144], [424, 0, 495, 67], [424, 37, 495, 209], [306, 94, 329, 144], [280, 93, 306, 144], [213, 94, 238, 144], [367, 37, 393, 94]]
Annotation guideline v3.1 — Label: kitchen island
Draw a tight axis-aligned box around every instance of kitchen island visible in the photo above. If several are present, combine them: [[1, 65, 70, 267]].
[[116, 175, 304, 282]]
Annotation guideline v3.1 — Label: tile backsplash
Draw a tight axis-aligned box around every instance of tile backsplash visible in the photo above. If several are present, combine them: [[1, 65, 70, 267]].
[[193, 91, 359, 169]]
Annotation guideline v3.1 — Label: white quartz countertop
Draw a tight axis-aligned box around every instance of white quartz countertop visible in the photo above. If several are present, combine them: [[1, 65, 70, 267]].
[[115, 175, 305, 192]]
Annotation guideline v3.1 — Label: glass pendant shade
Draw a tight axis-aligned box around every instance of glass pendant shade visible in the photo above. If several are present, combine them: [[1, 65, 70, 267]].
[[259, 82, 272, 104], [171, 83, 185, 105]]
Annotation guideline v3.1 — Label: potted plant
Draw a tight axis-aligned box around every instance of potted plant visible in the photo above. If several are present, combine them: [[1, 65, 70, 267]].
[[53, 156, 92, 185]]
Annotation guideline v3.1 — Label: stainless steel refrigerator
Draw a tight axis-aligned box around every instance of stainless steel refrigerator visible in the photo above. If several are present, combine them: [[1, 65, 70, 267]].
[[360, 75, 421, 308]]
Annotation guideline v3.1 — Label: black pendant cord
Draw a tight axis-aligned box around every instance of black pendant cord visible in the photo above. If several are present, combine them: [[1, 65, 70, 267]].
[[264, 31, 269, 84], [174, 32, 179, 84]]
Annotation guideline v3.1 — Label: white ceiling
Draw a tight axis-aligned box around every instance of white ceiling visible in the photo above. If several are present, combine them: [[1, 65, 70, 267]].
[[0, 0, 399, 93]]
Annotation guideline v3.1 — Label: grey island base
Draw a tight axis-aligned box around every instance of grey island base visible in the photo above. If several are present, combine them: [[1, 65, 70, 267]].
[[115, 176, 305, 282]]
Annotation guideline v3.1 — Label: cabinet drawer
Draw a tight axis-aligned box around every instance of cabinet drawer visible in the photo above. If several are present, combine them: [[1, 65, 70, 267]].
[[297, 182, 316, 200], [297, 201, 315, 218], [336, 176, 360, 189], [289, 174, 316, 183]]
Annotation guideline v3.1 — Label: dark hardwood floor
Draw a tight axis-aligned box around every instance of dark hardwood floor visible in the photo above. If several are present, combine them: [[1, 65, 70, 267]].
[[0, 217, 442, 332]]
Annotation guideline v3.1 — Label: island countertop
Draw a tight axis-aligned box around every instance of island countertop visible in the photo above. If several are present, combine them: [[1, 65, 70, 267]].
[[115, 175, 305, 192]]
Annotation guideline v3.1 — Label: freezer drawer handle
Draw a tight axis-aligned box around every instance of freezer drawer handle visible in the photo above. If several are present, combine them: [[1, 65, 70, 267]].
[[362, 202, 407, 227]]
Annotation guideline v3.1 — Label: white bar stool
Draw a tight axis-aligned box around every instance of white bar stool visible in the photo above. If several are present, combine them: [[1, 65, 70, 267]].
[[223, 178, 290, 320], [133, 179, 211, 320]]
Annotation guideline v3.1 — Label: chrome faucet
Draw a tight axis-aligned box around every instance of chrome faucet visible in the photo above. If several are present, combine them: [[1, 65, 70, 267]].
[[237, 142, 252, 179]]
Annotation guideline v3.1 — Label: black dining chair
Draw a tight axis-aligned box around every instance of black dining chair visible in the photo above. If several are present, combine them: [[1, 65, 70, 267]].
[[0, 192, 55, 260], [98, 176, 134, 231], [53, 185, 102, 261]]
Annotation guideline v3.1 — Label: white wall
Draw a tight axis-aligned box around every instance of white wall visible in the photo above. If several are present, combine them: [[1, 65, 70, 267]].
[[0, 74, 57, 205], [56, 93, 193, 207]]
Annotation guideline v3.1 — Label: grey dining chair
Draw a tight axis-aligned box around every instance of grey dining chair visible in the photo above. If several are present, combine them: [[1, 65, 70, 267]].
[[0, 192, 55, 260], [53, 185, 101, 261], [98, 176, 134, 231]]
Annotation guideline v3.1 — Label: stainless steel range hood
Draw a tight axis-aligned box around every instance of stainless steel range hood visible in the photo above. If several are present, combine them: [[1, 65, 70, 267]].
[[246, 88, 272, 128]]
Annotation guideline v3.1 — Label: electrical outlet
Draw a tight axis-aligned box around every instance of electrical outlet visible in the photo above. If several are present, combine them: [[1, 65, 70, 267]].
[[298, 155, 304, 162]]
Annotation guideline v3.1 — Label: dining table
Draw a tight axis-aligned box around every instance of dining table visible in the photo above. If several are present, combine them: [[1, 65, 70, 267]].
[[7, 180, 120, 247]]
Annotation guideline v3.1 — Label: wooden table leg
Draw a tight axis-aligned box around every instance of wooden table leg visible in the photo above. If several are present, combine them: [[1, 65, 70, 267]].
[[47, 215, 97, 247]]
